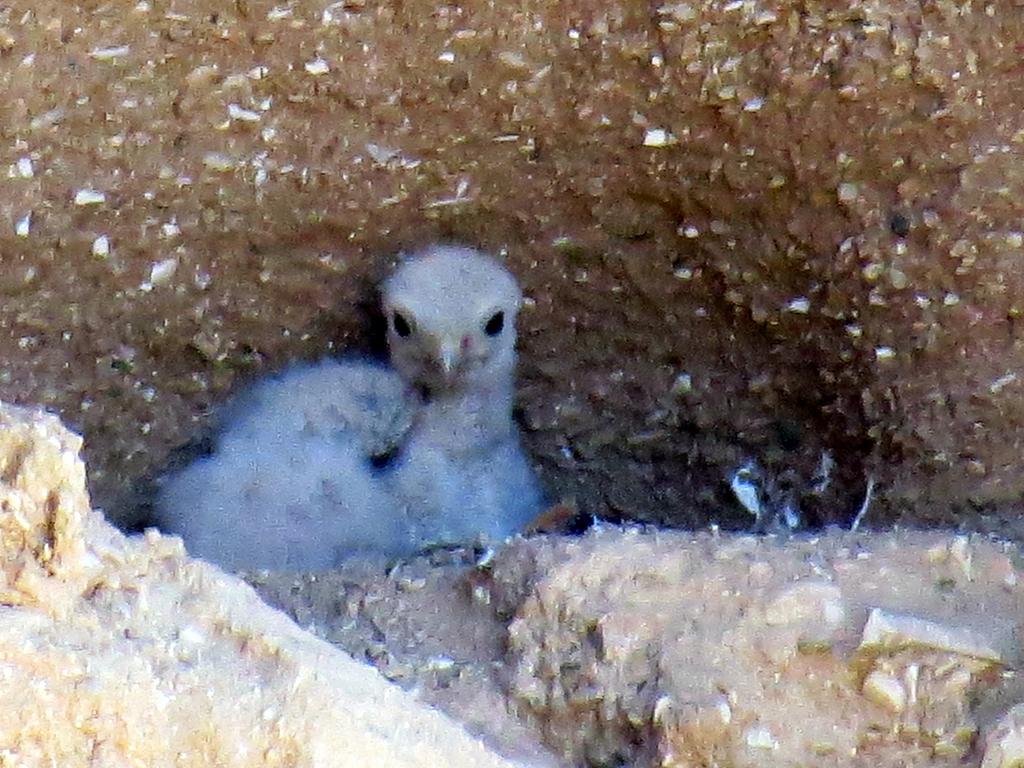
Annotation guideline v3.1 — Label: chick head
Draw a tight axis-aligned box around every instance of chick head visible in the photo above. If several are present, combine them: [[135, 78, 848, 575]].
[[382, 245, 523, 395]]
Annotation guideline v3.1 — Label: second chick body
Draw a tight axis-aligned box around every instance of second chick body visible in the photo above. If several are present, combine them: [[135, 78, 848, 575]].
[[155, 246, 545, 571], [154, 360, 413, 571]]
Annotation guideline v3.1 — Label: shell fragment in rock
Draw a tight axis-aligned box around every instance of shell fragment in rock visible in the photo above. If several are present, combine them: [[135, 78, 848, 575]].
[[858, 608, 1002, 663]]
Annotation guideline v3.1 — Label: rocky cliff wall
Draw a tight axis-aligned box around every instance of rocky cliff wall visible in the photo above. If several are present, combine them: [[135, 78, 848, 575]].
[[1, 0, 1021, 531]]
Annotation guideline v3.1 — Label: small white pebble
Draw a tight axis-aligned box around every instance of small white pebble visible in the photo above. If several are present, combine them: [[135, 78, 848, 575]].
[[863, 671, 907, 713], [861, 262, 884, 281], [425, 655, 456, 671], [682, 225, 699, 238], [671, 372, 693, 395], [943, 292, 961, 306], [653, 695, 674, 724], [785, 297, 810, 314], [161, 220, 181, 238], [89, 45, 131, 60], [74, 189, 106, 206], [1007, 231, 1023, 248], [16, 157, 33, 178], [845, 323, 862, 338], [875, 346, 895, 361], [147, 258, 178, 288], [92, 235, 110, 257], [745, 726, 778, 750], [267, 5, 292, 20], [837, 182, 859, 203], [321, 2, 343, 24], [304, 57, 330, 75], [743, 97, 764, 112], [437, 50, 456, 63], [731, 464, 762, 519], [228, 103, 261, 122], [15, 212, 31, 237], [659, 3, 697, 21], [495, 52, 528, 71], [715, 697, 732, 724], [644, 127, 677, 147], [202, 152, 235, 171], [366, 143, 399, 164], [990, 373, 1018, 394]]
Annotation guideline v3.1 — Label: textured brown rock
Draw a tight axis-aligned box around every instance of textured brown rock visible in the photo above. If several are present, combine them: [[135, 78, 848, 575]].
[[252, 549, 564, 768], [488, 528, 1024, 767], [247, 526, 1024, 768], [0, 400, 523, 768], [1, 0, 1023, 533], [0, 403, 99, 616]]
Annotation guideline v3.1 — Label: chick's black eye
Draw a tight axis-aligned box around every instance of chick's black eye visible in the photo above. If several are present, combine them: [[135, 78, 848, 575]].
[[484, 311, 504, 336], [392, 311, 412, 338]]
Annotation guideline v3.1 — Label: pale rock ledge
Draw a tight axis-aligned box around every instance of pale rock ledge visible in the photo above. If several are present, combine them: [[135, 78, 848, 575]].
[[0, 401, 520, 768], [488, 527, 1024, 768]]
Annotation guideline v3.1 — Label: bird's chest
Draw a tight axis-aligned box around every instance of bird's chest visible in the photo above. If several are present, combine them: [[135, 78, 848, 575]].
[[393, 433, 512, 519], [412, 398, 511, 455]]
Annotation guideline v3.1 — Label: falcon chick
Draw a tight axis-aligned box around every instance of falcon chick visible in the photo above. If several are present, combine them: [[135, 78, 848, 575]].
[[382, 246, 546, 553], [154, 245, 545, 571]]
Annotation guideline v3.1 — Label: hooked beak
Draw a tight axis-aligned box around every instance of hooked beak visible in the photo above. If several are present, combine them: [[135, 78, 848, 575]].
[[436, 335, 461, 379]]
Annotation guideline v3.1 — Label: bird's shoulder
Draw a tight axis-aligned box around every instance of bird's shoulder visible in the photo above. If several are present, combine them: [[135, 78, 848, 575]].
[[221, 358, 418, 460]]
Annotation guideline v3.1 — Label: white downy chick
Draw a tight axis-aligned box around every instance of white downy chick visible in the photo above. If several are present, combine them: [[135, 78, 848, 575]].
[[382, 245, 546, 552], [154, 245, 545, 571], [153, 360, 416, 571]]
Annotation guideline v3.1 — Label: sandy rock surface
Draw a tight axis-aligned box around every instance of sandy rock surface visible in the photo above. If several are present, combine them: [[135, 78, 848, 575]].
[[0, 400, 523, 768], [253, 549, 565, 767], [256, 524, 1024, 768], [6, 397, 1024, 767], [2, 0, 1024, 534], [490, 528, 1024, 767]]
